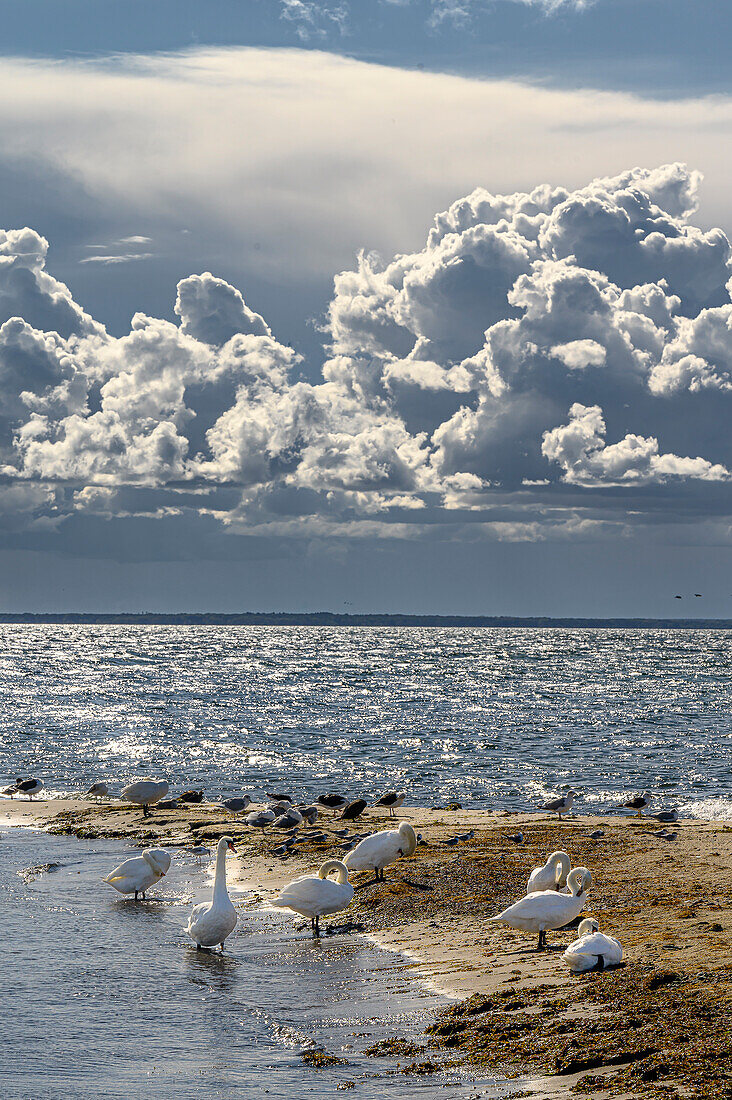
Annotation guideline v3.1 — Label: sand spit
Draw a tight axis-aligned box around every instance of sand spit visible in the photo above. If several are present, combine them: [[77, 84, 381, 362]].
[[4, 798, 732, 1098]]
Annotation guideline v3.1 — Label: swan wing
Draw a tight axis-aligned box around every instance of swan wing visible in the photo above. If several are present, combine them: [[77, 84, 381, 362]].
[[187, 901, 237, 945], [563, 932, 623, 971], [344, 831, 401, 871]]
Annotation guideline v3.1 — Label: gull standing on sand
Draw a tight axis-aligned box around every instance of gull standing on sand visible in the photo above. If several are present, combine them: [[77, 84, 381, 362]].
[[186, 837, 238, 951], [14, 778, 44, 799], [539, 789, 576, 820], [246, 808, 276, 844], [622, 790, 652, 818], [373, 791, 406, 817], [103, 848, 172, 900], [299, 805, 319, 825], [121, 779, 169, 817], [271, 859, 354, 937], [86, 782, 109, 799], [317, 794, 348, 815], [344, 821, 417, 882], [562, 918, 623, 972], [526, 851, 571, 894], [221, 796, 253, 814], [341, 799, 367, 821], [489, 867, 592, 950]]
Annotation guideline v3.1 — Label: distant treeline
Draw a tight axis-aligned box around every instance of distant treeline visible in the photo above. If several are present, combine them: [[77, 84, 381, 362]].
[[0, 612, 730, 629]]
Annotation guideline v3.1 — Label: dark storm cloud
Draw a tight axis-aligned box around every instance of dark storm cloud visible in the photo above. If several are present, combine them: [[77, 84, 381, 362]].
[[0, 163, 730, 556]]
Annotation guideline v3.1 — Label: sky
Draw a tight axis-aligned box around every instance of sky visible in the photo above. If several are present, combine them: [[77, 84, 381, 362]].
[[0, 0, 730, 616]]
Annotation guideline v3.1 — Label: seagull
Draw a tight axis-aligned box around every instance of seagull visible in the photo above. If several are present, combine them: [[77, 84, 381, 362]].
[[674, 595, 682, 599], [341, 799, 367, 821], [268, 792, 293, 804], [273, 808, 303, 830], [179, 790, 204, 804], [504, 831, 524, 844], [246, 808, 276, 842], [299, 805, 319, 825], [190, 845, 211, 863], [157, 799, 179, 810], [14, 778, 45, 799], [373, 790, 406, 817], [317, 794, 348, 815], [1, 783, 18, 799], [86, 782, 109, 799], [694, 593, 702, 597], [654, 809, 678, 823], [588, 829, 605, 840], [221, 796, 253, 814], [539, 789, 576, 820], [622, 790, 652, 818]]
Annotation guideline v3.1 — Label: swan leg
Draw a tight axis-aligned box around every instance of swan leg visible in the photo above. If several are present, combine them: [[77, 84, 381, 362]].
[[313, 915, 320, 937], [134, 890, 139, 900], [593, 955, 605, 972], [536, 930, 547, 951], [142, 804, 149, 818]]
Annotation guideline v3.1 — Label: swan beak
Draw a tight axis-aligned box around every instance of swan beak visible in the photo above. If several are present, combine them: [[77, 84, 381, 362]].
[[227, 841, 237, 854]]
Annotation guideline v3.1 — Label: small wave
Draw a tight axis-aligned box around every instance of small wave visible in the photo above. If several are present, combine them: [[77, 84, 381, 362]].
[[678, 797, 732, 821]]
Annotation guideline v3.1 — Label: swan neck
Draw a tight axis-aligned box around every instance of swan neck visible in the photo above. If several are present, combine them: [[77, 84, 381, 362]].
[[213, 844, 229, 899]]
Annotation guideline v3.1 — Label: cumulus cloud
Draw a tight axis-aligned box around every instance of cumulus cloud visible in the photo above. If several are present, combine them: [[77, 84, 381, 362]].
[[0, 162, 731, 549]]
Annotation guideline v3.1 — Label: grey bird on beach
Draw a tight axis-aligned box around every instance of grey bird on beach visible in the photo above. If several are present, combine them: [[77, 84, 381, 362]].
[[2, 783, 18, 798], [179, 790, 204, 804], [268, 792, 293, 804], [504, 831, 524, 844], [273, 808, 303, 830], [221, 796, 253, 814], [86, 782, 109, 799], [299, 805, 319, 825], [14, 778, 45, 799], [190, 845, 211, 863], [654, 809, 678, 824], [373, 790, 406, 817], [622, 790, 652, 818], [539, 789, 576, 820], [121, 779, 169, 817], [157, 799, 179, 810], [588, 829, 605, 839], [246, 808, 276, 842]]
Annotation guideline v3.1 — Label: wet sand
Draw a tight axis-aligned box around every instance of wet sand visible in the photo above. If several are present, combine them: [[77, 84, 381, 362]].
[[4, 796, 732, 1098]]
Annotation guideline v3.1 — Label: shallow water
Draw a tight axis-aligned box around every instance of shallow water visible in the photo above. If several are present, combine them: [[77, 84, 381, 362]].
[[0, 827, 508, 1099], [1, 624, 731, 816]]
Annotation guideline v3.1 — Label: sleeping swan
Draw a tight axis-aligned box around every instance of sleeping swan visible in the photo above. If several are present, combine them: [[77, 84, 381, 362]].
[[490, 867, 592, 950], [562, 918, 623, 972], [344, 821, 417, 882], [103, 847, 171, 900], [186, 836, 238, 951], [272, 859, 354, 936], [526, 851, 571, 894]]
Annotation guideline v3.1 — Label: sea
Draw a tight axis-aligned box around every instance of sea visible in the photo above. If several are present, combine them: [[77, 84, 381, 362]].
[[2, 624, 731, 1099]]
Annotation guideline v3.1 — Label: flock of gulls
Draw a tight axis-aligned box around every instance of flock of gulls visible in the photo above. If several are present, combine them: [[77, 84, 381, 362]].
[[2, 775, 674, 968]]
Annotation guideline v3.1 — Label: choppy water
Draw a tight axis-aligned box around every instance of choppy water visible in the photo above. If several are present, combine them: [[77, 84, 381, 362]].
[[0, 827, 506, 1100], [1, 624, 732, 817]]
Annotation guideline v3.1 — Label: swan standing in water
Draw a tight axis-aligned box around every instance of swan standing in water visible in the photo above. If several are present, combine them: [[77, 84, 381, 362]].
[[186, 837, 238, 951], [103, 848, 172, 900], [490, 867, 592, 950], [527, 851, 571, 894], [272, 859, 354, 936], [562, 918, 623, 972], [344, 821, 417, 882]]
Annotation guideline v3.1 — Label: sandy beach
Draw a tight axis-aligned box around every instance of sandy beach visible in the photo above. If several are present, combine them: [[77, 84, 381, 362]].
[[4, 796, 732, 1099]]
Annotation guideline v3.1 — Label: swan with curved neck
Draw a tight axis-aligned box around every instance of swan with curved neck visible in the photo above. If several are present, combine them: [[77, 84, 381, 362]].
[[490, 867, 592, 950], [526, 851, 571, 894], [272, 859, 354, 936], [343, 821, 417, 883], [103, 847, 171, 900], [562, 917, 622, 972], [186, 837, 238, 951]]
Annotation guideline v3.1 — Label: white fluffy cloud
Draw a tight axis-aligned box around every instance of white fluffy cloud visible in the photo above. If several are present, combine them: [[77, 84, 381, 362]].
[[0, 163, 731, 546]]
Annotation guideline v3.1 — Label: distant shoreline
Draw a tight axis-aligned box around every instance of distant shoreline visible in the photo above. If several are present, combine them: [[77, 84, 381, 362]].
[[0, 612, 730, 628]]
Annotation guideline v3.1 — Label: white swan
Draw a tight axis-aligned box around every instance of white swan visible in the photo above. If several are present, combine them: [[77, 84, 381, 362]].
[[272, 859, 354, 936], [562, 918, 623, 972], [103, 847, 172, 900], [526, 850, 571, 894], [186, 836, 238, 951], [490, 867, 592, 950], [344, 820, 417, 882], [121, 779, 169, 817]]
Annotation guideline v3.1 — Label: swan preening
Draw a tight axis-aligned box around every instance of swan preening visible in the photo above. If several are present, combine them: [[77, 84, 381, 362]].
[[527, 851, 571, 894], [344, 821, 417, 882], [562, 918, 623, 973], [104, 847, 172, 899], [490, 867, 592, 950], [121, 779, 169, 817], [272, 859, 354, 936], [186, 837, 238, 951]]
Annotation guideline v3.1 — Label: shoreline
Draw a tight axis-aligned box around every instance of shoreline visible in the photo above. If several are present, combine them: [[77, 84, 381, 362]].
[[4, 797, 732, 1098]]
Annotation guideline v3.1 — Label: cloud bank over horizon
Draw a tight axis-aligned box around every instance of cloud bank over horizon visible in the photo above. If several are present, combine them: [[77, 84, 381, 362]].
[[1, 162, 731, 560]]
